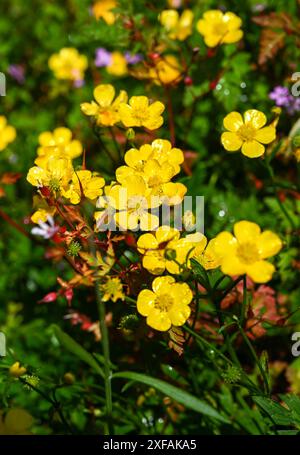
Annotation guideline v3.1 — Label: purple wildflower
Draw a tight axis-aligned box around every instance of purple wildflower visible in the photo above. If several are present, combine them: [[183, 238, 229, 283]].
[[124, 52, 143, 65], [31, 216, 59, 240], [269, 86, 300, 115], [8, 64, 25, 84], [95, 48, 112, 67]]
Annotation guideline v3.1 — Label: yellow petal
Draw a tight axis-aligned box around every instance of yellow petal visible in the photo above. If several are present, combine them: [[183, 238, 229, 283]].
[[115, 165, 135, 184], [156, 226, 180, 244], [143, 252, 165, 275], [222, 29, 243, 43], [81, 102, 99, 116], [221, 132, 243, 151], [213, 231, 237, 257], [53, 127, 72, 144], [234, 220, 261, 244], [171, 282, 193, 305], [241, 140, 265, 158], [246, 260, 275, 283], [139, 212, 159, 231], [168, 304, 191, 326], [152, 276, 175, 294], [223, 12, 242, 30], [204, 33, 222, 47], [94, 84, 115, 107], [118, 104, 137, 127], [129, 96, 149, 110], [137, 289, 156, 316], [244, 109, 266, 129], [254, 126, 276, 144], [203, 10, 224, 22], [4, 125, 16, 143], [137, 233, 158, 252], [223, 112, 244, 132], [221, 254, 246, 276], [257, 231, 282, 258], [143, 115, 164, 131], [147, 309, 172, 331]]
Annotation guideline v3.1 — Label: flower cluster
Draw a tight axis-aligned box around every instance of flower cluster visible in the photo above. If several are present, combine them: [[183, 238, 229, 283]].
[[48, 48, 88, 85]]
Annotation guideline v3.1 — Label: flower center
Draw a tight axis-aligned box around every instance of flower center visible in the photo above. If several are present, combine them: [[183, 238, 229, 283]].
[[237, 124, 256, 142], [128, 195, 147, 215], [236, 242, 259, 264], [132, 107, 148, 122], [154, 294, 173, 312], [213, 21, 229, 36]]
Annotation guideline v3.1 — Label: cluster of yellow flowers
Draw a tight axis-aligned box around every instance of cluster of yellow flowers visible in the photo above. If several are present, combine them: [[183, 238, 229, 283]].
[[27, 127, 105, 222], [81, 84, 165, 129], [160, 8, 243, 47]]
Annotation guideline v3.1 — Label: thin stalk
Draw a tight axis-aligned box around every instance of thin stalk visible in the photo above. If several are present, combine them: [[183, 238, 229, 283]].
[[235, 322, 270, 395]]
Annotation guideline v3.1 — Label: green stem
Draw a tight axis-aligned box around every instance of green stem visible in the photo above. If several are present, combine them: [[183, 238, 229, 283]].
[[96, 285, 114, 435], [235, 322, 270, 395]]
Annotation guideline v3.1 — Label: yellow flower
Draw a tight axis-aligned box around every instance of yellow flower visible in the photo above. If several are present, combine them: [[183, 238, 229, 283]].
[[194, 238, 222, 270], [9, 362, 27, 378], [160, 9, 194, 41], [213, 221, 282, 283], [0, 408, 34, 435], [137, 227, 207, 275], [48, 48, 88, 81], [119, 96, 165, 130], [197, 10, 243, 47], [0, 116, 16, 151], [92, 0, 117, 24], [106, 51, 128, 76], [221, 110, 277, 158], [62, 170, 105, 204], [116, 139, 184, 183], [81, 84, 128, 126], [101, 277, 125, 302], [27, 151, 74, 193], [137, 276, 192, 331], [31, 208, 55, 224], [294, 148, 300, 162], [149, 55, 182, 85], [35, 127, 82, 167], [109, 176, 160, 231]]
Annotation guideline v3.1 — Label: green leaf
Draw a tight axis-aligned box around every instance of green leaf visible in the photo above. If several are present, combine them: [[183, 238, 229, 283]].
[[113, 371, 229, 423], [253, 396, 294, 426], [190, 258, 210, 289], [50, 324, 104, 378]]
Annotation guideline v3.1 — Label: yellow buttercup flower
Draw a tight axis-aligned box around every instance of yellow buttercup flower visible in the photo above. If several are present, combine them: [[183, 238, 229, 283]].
[[9, 362, 27, 378], [118, 96, 165, 130], [62, 170, 105, 204], [213, 221, 282, 283], [31, 208, 55, 224], [35, 127, 82, 168], [149, 55, 182, 85], [221, 110, 277, 158], [0, 116, 16, 151], [137, 276, 193, 331], [116, 139, 184, 182], [107, 51, 128, 76], [0, 408, 34, 435], [197, 10, 243, 47], [101, 277, 125, 302], [138, 227, 207, 275], [109, 176, 160, 231], [81, 84, 128, 126], [194, 238, 222, 270], [48, 48, 88, 81], [27, 151, 74, 193], [92, 0, 117, 24], [160, 9, 194, 41]]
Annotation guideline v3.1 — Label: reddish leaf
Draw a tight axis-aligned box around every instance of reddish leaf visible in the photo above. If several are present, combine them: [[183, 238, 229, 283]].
[[252, 12, 293, 29], [0, 172, 22, 184], [258, 29, 285, 65]]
